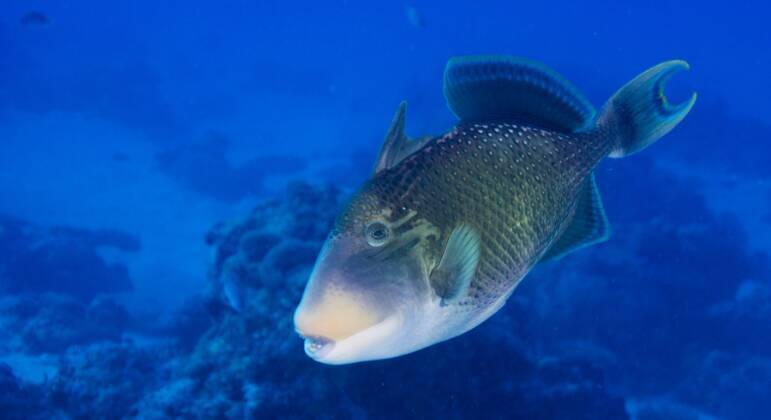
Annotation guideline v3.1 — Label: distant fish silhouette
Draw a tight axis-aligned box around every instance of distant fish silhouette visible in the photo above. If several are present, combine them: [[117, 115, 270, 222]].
[[405, 6, 425, 29], [221, 269, 246, 313], [20, 11, 50, 26]]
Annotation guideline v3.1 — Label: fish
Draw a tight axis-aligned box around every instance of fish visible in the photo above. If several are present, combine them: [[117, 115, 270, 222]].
[[20, 11, 50, 26], [293, 55, 696, 364], [222, 270, 245, 313], [405, 6, 425, 29]]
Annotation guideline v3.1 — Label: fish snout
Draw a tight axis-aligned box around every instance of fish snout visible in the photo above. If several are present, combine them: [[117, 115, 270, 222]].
[[293, 285, 384, 358]]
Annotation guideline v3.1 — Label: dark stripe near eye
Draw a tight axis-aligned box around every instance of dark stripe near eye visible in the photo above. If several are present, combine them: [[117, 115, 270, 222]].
[[368, 237, 420, 262]]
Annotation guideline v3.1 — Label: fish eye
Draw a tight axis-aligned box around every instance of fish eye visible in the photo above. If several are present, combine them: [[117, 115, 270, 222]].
[[365, 221, 391, 247]]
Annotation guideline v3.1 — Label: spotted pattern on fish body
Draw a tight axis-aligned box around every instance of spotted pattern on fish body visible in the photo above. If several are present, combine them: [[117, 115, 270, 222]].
[[343, 122, 612, 314]]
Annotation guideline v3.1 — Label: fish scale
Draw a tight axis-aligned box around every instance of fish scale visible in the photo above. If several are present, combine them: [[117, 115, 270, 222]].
[[366, 121, 611, 309]]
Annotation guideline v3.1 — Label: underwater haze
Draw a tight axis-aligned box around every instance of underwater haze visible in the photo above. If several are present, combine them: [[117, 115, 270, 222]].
[[1, 0, 770, 418]]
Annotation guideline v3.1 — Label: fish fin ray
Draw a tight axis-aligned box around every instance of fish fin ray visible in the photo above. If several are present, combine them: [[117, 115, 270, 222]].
[[443, 55, 596, 132], [541, 173, 610, 261], [430, 223, 481, 305], [599, 60, 697, 157], [373, 102, 431, 174]]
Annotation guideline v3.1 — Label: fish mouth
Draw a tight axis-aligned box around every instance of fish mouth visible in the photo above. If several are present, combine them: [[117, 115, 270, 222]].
[[301, 335, 336, 359], [296, 315, 403, 365]]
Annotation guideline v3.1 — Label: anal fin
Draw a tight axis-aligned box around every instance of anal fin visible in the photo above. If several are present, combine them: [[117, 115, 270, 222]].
[[541, 173, 610, 261]]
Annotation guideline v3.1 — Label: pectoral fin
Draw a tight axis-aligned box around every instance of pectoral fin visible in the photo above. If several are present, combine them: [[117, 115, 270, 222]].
[[430, 224, 481, 305]]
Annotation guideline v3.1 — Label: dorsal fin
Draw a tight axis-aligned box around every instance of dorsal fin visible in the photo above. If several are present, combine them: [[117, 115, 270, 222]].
[[443, 55, 596, 132], [373, 102, 431, 175], [541, 173, 610, 261]]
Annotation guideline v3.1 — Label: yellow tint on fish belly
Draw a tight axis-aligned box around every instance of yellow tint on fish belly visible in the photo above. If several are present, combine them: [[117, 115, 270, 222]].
[[294, 288, 381, 341]]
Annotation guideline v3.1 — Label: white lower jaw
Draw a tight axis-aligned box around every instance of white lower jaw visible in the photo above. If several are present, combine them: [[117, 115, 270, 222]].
[[308, 315, 404, 365]]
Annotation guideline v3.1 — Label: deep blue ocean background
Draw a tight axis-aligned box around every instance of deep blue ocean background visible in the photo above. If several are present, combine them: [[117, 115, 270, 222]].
[[2, 1, 770, 418]]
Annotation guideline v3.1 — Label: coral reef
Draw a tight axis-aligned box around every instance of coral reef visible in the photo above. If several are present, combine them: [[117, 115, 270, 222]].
[[0, 363, 48, 420], [675, 351, 771, 419], [507, 157, 771, 416], [47, 342, 177, 419], [1, 168, 768, 418], [0, 294, 130, 354], [0, 215, 136, 302], [137, 180, 629, 418], [0, 216, 140, 356]]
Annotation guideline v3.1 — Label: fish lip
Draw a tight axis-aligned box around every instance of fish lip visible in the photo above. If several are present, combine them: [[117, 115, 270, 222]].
[[300, 334, 336, 359], [298, 314, 403, 365]]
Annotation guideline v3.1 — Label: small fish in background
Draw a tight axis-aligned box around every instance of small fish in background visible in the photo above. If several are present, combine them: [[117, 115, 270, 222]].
[[222, 270, 245, 313], [20, 11, 50, 26], [294, 55, 696, 364], [405, 5, 425, 29]]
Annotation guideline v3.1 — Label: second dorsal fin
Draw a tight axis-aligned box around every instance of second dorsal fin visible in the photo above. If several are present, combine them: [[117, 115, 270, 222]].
[[443, 55, 596, 132]]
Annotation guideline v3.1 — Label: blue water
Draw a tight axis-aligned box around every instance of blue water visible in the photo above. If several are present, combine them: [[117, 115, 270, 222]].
[[1, 1, 769, 418]]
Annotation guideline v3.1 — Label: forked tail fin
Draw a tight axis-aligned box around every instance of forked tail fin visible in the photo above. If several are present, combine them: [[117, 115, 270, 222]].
[[598, 60, 697, 158]]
